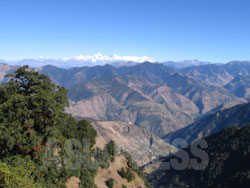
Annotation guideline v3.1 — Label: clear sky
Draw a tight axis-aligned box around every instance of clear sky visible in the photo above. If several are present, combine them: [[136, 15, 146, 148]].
[[0, 0, 250, 62]]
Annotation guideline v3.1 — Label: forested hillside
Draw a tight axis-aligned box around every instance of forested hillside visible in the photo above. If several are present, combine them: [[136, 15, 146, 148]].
[[149, 124, 250, 188]]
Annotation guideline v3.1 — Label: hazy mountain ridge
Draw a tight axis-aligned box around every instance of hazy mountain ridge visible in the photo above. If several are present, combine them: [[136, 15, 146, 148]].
[[163, 102, 250, 144], [224, 75, 250, 100], [224, 61, 250, 77], [163, 60, 211, 69], [181, 61, 250, 87], [159, 71, 237, 114], [1, 56, 211, 69], [0, 63, 16, 82], [181, 63, 233, 86]]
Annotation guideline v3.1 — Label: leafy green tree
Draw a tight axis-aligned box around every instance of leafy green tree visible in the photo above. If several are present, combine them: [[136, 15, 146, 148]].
[[0, 66, 68, 159], [57, 115, 97, 149], [77, 120, 97, 149]]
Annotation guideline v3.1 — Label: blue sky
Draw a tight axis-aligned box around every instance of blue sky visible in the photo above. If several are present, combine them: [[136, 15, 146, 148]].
[[0, 0, 250, 62]]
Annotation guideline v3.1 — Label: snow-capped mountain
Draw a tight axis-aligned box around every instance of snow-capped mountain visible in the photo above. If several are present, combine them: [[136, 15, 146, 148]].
[[64, 53, 154, 63], [1, 53, 155, 69]]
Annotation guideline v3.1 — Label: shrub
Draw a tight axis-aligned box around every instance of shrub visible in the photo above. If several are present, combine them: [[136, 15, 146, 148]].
[[104, 140, 117, 162], [0, 161, 43, 188], [105, 178, 114, 188], [118, 167, 135, 182], [121, 150, 139, 171], [125, 168, 135, 182], [94, 147, 110, 169], [118, 167, 126, 178], [120, 150, 152, 187]]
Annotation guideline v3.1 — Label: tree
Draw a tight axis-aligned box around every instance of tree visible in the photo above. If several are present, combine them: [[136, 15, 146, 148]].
[[125, 168, 135, 182], [118, 167, 135, 182], [94, 147, 110, 169], [105, 178, 114, 188], [77, 120, 97, 149], [0, 66, 98, 187], [58, 116, 97, 149], [104, 140, 117, 162], [0, 66, 68, 159]]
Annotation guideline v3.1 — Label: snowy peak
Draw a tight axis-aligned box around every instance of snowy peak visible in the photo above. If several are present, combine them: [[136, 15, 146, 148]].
[[63, 53, 154, 63], [1, 53, 155, 68]]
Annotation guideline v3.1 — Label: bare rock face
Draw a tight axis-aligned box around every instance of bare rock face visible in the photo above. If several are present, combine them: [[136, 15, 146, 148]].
[[92, 121, 177, 166]]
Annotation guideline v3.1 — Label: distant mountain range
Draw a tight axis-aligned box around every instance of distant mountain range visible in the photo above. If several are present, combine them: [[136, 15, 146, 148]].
[[1, 54, 213, 69], [1, 61, 250, 137], [37, 62, 245, 136]]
